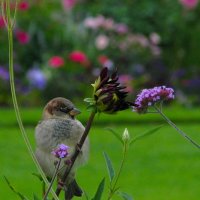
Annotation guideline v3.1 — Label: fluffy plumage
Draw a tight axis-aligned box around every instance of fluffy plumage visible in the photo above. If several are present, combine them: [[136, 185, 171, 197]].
[[35, 97, 89, 199]]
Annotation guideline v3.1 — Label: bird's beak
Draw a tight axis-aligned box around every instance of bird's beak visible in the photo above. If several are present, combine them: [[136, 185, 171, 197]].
[[69, 108, 81, 116]]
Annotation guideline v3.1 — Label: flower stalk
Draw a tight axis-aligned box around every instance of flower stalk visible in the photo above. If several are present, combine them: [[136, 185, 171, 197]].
[[1, 1, 59, 199], [154, 105, 200, 149], [43, 159, 62, 200], [107, 137, 129, 200]]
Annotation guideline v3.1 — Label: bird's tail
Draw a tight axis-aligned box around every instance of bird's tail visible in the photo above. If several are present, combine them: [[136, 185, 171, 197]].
[[64, 179, 82, 200]]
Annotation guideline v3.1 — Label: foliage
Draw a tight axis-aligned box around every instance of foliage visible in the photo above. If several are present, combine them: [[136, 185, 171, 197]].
[[2, 0, 200, 106]]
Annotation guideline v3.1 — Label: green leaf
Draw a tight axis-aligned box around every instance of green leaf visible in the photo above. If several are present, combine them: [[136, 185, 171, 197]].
[[91, 178, 105, 200], [83, 190, 90, 200], [118, 191, 133, 200], [33, 194, 40, 200], [103, 152, 115, 182], [32, 172, 44, 182], [84, 98, 96, 104], [86, 105, 97, 112], [3, 176, 28, 200], [105, 127, 123, 144], [130, 124, 164, 145]]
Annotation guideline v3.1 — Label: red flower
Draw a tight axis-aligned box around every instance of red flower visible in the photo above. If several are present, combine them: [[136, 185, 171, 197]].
[[0, 16, 5, 29], [48, 56, 65, 68], [18, 1, 29, 11], [16, 30, 30, 44], [98, 55, 109, 65], [69, 51, 88, 64]]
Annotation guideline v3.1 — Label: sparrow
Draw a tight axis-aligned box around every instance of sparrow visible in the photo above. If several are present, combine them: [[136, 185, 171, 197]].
[[35, 97, 89, 199]]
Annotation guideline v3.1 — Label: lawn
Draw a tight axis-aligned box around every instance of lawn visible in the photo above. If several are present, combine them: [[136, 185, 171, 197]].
[[0, 105, 200, 200]]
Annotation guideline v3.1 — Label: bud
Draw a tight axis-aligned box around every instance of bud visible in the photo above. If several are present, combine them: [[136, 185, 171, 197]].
[[122, 128, 130, 142], [87, 67, 133, 114]]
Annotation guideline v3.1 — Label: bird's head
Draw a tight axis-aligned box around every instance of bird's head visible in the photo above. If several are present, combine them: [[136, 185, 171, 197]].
[[42, 97, 81, 120]]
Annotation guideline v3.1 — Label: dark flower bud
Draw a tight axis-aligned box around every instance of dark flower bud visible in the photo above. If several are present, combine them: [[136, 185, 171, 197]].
[[85, 67, 133, 114]]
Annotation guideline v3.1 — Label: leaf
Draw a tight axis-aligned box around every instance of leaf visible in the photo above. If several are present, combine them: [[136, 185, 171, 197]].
[[118, 191, 133, 200], [86, 105, 97, 112], [84, 98, 96, 104], [105, 127, 123, 144], [3, 176, 28, 200], [33, 194, 40, 200], [83, 190, 90, 200], [32, 172, 44, 182], [130, 124, 164, 146], [91, 178, 105, 200], [103, 152, 115, 182]]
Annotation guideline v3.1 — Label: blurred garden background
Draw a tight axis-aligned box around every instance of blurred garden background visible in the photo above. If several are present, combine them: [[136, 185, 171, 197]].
[[1, 0, 200, 199]]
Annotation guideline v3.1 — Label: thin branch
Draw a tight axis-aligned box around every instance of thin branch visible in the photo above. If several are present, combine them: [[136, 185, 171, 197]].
[[54, 111, 96, 198]]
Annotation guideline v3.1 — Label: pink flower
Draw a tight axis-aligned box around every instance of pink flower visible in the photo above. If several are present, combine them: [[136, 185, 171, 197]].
[[95, 35, 109, 50], [179, 0, 199, 9], [62, 0, 76, 10], [69, 51, 88, 64], [0, 16, 5, 29], [48, 56, 65, 68], [119, 75, 133, 93], [18, 1, 29, 11], [16, 30, 30, 44], [115, 23, 128, 34]]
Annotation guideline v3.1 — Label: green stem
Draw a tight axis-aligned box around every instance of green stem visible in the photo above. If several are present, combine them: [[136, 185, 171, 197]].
[[154, 105, 200, 149], [108, 142, 128, 200], [4, 1, 59, 199], [44, 159, 61, 200]]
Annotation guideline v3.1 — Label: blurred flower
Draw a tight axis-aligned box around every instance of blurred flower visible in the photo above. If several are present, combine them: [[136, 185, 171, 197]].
[[98, 55, 114, 69], [149, 32, 161, 45], [118, 74, 133, 92], [87, 67, 132, 113], [0, 66, 9, 81], [102, 18, 115, 30], [26, 68, 47, 90], [69, 51, 88, 65], [16, 30, 30, 44], [95, 35, 109, 50], [114, 23, 128, 34], [62, 0, 77, 10], [48, 56, 65, 68], [83, 15, 105, 29], [0, 16, 5, 29], [52, 144, 69, 159], [18, 1, 29, 11], [133, 86, 175, 114], [179, 0, 199, 9]]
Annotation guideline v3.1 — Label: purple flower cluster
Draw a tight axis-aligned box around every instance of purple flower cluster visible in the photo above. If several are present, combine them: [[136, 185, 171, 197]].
[[52, 144, 69, 159], [26, 68, 47, 90], [0, 66, 9, 81], [133, 86, 175, 113]]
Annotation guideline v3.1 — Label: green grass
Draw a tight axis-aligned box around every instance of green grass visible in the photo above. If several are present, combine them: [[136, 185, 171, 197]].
[[0, 106, 200, 199]]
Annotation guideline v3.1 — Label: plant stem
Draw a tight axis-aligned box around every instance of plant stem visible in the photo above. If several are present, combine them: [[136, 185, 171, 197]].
[[3, 1, 59, 199], [54, 111, 96, 198], [154, 105, 200, 149], [44, 159, 61, 200], [108, 142, 128, 200]]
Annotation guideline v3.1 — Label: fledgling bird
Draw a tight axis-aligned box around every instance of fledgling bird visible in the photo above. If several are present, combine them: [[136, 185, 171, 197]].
[[35, 97, 89, 199]]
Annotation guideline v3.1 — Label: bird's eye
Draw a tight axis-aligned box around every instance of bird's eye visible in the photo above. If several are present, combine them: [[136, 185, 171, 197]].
[[59, 107, 72, 113]]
